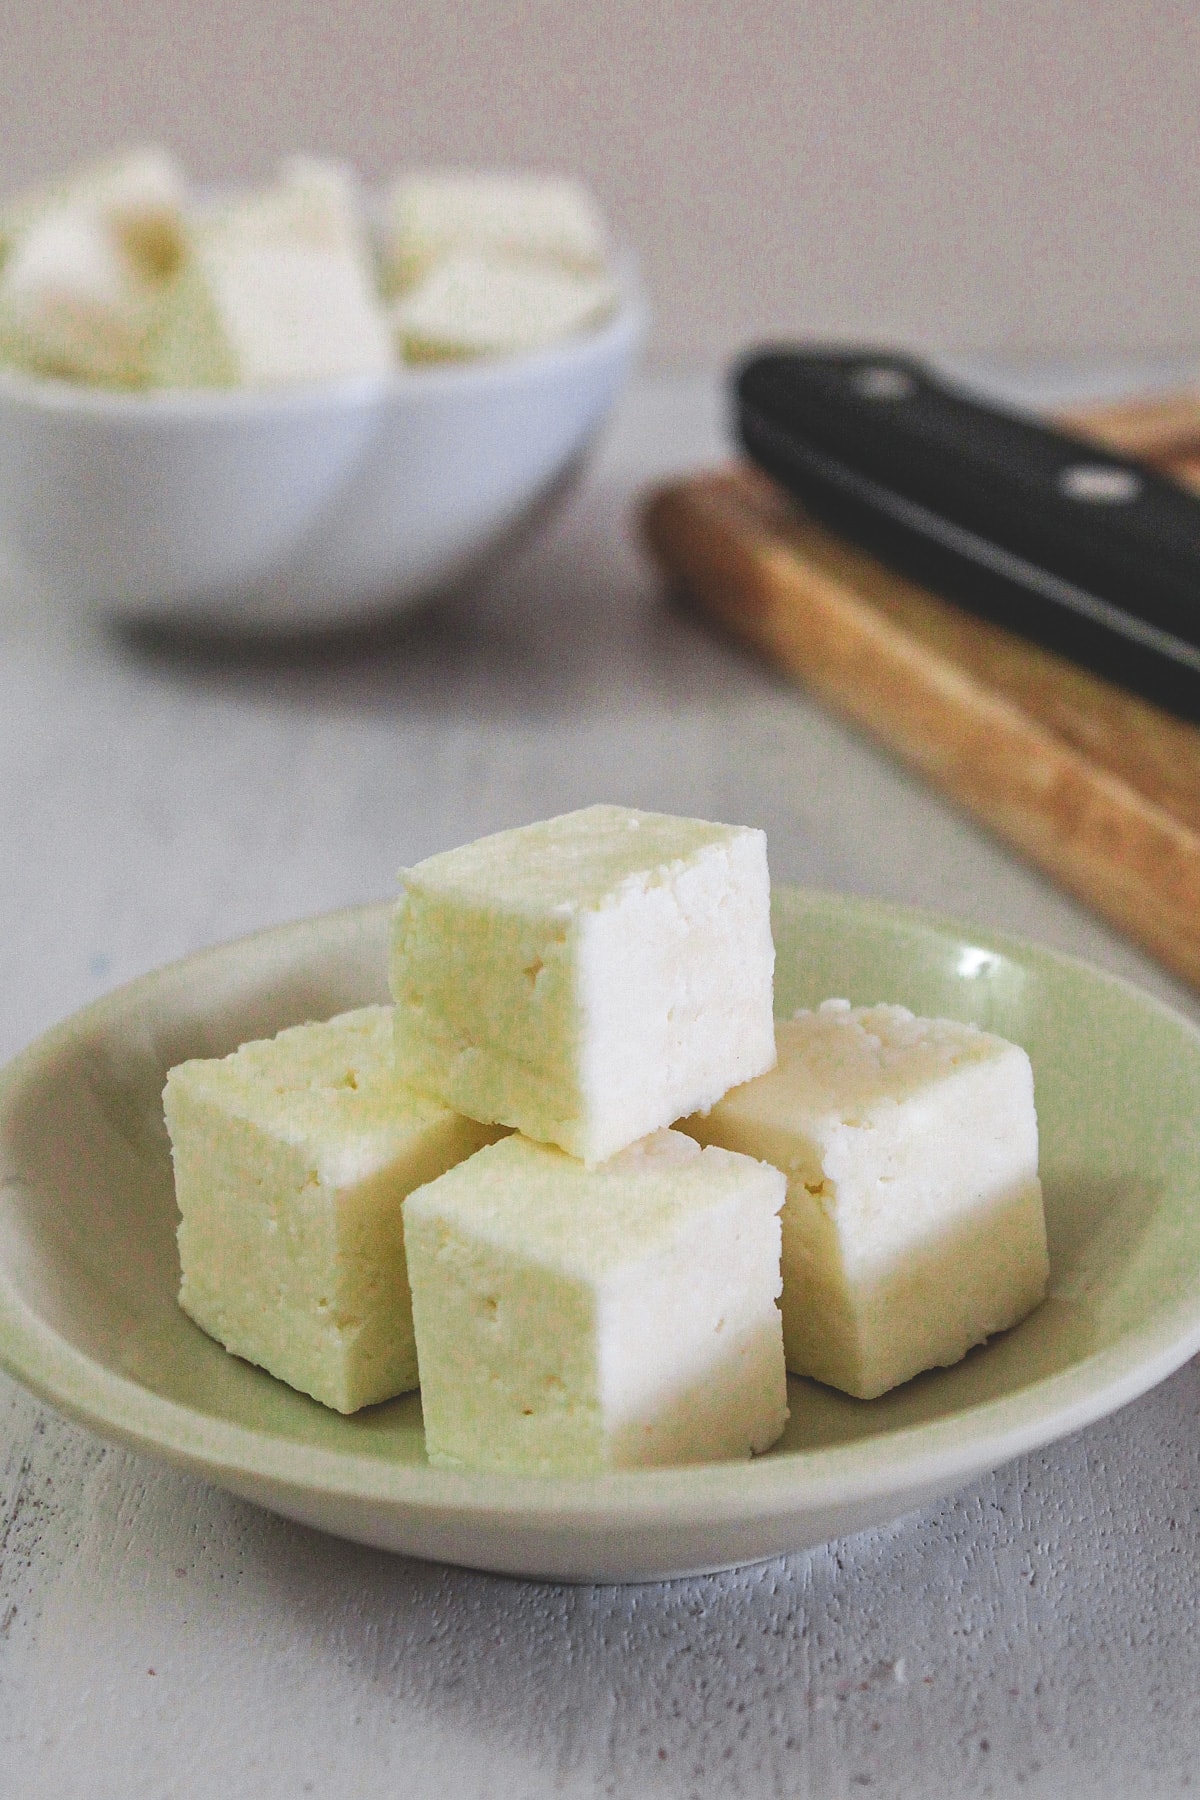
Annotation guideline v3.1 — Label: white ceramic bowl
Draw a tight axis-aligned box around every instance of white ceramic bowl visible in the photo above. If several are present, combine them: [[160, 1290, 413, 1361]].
[[0, 270, 644, 631]]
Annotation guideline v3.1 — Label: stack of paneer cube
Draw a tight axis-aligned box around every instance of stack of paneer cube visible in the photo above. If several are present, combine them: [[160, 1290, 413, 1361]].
[[0, 150, 616, 390], [164, 804, 1049, 1475]]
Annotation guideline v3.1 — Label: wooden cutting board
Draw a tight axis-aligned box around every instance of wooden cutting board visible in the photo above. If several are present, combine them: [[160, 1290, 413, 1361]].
[[640, 388, 1200, 989]]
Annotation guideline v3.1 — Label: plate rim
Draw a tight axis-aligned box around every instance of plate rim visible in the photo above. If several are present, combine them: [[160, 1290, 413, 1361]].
[[3, 888, 1200, 1534]]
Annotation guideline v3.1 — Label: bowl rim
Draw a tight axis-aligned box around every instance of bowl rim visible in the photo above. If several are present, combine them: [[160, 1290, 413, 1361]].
[[3, 888, 1200, 1533], [0, 255, 648, 422]]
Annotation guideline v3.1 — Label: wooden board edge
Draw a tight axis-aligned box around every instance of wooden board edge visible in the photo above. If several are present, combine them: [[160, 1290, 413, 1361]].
[[641, 472, 1200, 990]]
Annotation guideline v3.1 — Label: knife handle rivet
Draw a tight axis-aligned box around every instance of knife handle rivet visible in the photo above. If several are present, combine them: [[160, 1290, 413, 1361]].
[[850, 365, 917, 402], [1058, 463, 1143, 504]]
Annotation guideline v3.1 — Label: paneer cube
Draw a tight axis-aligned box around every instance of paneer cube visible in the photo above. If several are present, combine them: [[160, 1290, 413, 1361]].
[[681, 1000, 1049, 1398], [0, 146, 186, 385], [164, 1005, 499, 1412], [392, 251, 616, 362], [390, 804, 776, 1164], [149, 156, 393, 388], [404, 1129, 788, 1474], [381, 170, 608, 293]]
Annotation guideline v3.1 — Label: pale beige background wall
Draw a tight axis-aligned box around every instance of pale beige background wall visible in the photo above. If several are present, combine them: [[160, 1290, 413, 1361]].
[[2, 0, 1197, 363]]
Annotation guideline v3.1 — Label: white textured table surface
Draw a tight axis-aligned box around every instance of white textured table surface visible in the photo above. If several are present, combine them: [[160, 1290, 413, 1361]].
[[2, 371, 1199, 1799]]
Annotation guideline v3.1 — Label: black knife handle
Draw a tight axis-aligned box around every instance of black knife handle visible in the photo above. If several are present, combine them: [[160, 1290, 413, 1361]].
[[734, 347, 1200, 714]]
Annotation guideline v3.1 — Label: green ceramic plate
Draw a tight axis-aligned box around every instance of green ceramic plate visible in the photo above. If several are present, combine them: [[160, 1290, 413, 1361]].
[[2, 890, 1199, 1583]]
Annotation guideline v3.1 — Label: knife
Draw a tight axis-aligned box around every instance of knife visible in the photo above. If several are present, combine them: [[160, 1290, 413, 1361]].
[[734, 347, 1200, 715]]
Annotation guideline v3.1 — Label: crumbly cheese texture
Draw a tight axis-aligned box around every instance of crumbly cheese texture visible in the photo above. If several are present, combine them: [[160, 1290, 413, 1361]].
[[164, 1005, 499, 1412], [0, 147, 186, 385], [390, 804, 777, 1165], [681, 1000, 1049, 1399], [392, 252, 616, 362], [380, 170, 608, 294], [404, 1129, 788, 1474], [149, 157, 393, 388]]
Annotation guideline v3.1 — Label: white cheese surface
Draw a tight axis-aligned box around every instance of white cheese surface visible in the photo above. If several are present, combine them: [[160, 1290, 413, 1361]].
[[150, 157, 393, 389], [404, 1129, 788, 1474], [393, 252, 616, 362], [682, 1000, 1049, 1398], [0, 147, 186, 386], [164, 1004, 499, 1413], [390, 804, 777, 1164], [381, 170, 608, 292]]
